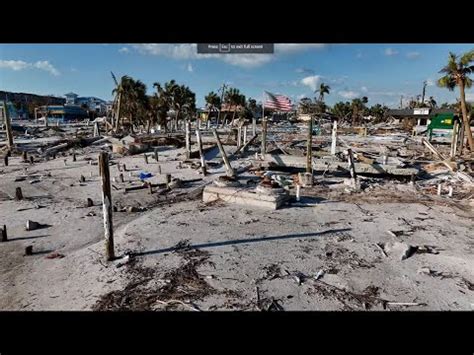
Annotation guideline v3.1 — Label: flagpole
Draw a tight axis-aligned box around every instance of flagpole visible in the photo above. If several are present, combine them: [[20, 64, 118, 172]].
[[261, 91, 266, 156]]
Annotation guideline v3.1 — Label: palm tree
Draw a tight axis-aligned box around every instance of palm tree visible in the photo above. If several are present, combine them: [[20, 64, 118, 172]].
[[224, 88, 245, 126], [437, 50, 474, 151], [153, 82, 171, 132], [205, 91, 221, 125], [315, 83, 331, 102]]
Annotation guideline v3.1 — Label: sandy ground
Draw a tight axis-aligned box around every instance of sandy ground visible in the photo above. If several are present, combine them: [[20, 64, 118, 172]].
[[1, 128, 473, 311]]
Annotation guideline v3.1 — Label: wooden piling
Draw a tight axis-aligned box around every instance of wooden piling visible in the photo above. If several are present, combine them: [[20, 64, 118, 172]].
[[29, 156, 34, 164], [212, 129, 235, 177], [72, 152, 77, 162], [87, 198, 94, 207], [195, 127, 207, 176], [1, 225, 7, 242], [237, 125, 242, 149], [154, 148, 159, 162], [243, 125, 248, 145], [15, 187, 23, 200], [158, 165, 161, 175], [347, 149, 358, 189], [331, 120, 337, 155], [25, 246, 33, 256], [119, 173, 124, 183], [450, 121, 459, 158], [261, 117, 267, 156], [3, 155, 8, 167], [144, 153, 149, 164], [22, 151, 28, 162], [99, 152, 115, 261], [252, 117, 256, 136], [185, 120, 191, 160], [306, 116, 313, 173]]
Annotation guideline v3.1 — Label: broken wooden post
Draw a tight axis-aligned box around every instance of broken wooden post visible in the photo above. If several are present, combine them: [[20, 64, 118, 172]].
[[144, 153, 149, 164], [1, 225, 7, 242], [252, 117, 256, 136], [2, 101, 14, 149], [195, 127, 207, 176], [233, 134, 258, 156], [72, 152, 77, 162], [15, 187, 23, 200], [98, 152, 115, 261], [185, 120, 191, 160], [331, 120, 337, 155], [122, 164, 127, 172], [347, 149, 358, 189], [437, 183, 442, 196], [261, 117, 267, 156], [157, 165, 161, 175], [212, 129, 235, 177], [29, 156, 34, 164], [119, 173, 124, 183], [450, 121, 459, 158], [22, 151, 28, 162], [93, 121, 100, 137], [448, 185, 453, 197], [165, 174, 172, 187], [149, 183, 154, 194], [25, 245, 33, 256], [80, 175, 86, 183], [296, 184, 301, 202], [87, 198, 94, 207], [3, 155, 8, 167], [306, 116, 313, 174], [154, 148, 159, 162], [237, 124, 242, 149], [243, 125, 248, 145]]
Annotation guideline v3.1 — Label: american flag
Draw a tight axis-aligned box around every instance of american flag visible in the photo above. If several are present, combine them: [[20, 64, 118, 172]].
[[264, 91, 293, 112]]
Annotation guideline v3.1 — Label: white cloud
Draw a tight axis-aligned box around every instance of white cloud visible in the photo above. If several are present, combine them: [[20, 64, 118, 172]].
[[0, 60, 30, 71], [70, 67, 78, 72], [338, 90, 359, 99], [300, 75, 321, 91], [426, 79, 435, 86], [406, 51, 420, 59], [187, 63, 193, 72], [118, 47, 130, 53], [296, 67, 315, 75], [466, 92, 474, 102], [33, 61, 60, 76], [274, 44, 326, 53], [384, 48, 399, 56], [131, 43, 327, 68], [0, 59, 60, 76], [361, 86, 368, 93]]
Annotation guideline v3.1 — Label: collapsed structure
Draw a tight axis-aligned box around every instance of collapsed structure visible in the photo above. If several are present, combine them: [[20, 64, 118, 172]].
[[0, 96, 473, 311]]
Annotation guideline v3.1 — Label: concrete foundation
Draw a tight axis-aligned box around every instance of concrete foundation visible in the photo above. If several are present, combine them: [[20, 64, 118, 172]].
[[203, 185, 289, 210]]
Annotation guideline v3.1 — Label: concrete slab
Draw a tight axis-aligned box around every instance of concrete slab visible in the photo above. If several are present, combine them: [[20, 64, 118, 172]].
[[203, 185, 289, 210]]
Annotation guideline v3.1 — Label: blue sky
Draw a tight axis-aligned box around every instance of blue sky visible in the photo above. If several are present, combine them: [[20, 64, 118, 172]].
[[1, 43, 473, 108]]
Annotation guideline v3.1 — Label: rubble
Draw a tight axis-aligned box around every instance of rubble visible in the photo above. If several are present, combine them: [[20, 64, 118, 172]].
[[1, 102, 473, 312]]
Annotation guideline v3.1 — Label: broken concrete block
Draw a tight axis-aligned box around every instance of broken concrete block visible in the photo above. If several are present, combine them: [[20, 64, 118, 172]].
[[417, 267, 432, 275], [25, 220, 41, 231], [203, 185, 289, 210], [384, 242, 416, 261]]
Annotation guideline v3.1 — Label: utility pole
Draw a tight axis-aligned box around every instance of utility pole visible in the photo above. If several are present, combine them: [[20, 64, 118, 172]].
[[216, 83, 227, 128], [421, 81, 427, 106], [400, 95, 403, 109]]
